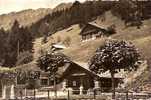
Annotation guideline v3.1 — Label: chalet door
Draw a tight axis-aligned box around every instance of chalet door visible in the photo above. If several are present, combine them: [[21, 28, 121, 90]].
[[100, 78, 112, 92], [80, 76, 94, 94]]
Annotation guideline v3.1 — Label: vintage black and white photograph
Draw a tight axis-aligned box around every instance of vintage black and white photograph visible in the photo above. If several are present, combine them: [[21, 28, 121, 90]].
[[0, 0, 151, 99]]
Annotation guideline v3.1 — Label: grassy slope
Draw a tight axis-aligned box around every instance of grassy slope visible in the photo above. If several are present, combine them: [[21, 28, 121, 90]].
[[33, 11, 151, 90]]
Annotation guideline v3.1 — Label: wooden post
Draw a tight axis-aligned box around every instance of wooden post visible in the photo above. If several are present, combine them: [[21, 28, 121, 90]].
[[24, 88, 27, 98], [53, 73, 57, 100], [111, 71, 115, 100], [10, 84, 15, 99], [2, 85, 6, 99], [34, 88, 36, 100], [67, 89, 70, 100], [126, 90, 128, 100], [20, 90, 23, 100], [93, 89, 96, 99], [80, 85, 83, 95], [48, 90, 50, 99]]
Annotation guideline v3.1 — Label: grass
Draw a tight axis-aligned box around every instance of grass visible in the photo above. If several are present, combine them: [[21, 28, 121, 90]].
[[32, 11, 151, 91]]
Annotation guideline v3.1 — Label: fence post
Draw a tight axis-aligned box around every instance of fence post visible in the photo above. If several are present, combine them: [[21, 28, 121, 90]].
[[131, 92, 133, 100], [93, 89, 96, 99], [48, 90, 50, 99], [67, 89, 70, 100], [20, 90, 23, 100], [126, 90, 128, 100], [34, 88, 36, 100]]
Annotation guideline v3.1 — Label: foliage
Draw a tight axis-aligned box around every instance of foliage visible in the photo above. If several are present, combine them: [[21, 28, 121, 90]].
[[111, 0, 143, 28], [36, 52, 70, 76], [30, 0, 151, 37], [25, 71, 40, 89], [16, 51, 33, 66], [89, 39, 141, 99], [30, 0, 115, 37], [89, 39, 141, 74], [107, 24, 116, 35], [0, 20, 33, 67]]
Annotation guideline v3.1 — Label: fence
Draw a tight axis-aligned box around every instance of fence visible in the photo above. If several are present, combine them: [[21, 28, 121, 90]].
[[15, 88, 151, 100]]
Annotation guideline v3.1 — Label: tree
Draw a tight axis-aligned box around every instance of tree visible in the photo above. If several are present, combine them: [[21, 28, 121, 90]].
[[36, 52, 69, 98], [25, 71, 40, 100], [0, 28, 7, 65], [89, 39, 141, 99]]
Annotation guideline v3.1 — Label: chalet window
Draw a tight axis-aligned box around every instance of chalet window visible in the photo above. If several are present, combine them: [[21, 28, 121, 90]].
[[73, 81, 77, 86], [41, 79, 48, 86]]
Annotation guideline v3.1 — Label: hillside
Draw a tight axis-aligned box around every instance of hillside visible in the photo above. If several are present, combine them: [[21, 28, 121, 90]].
[[32, 11, 151, 91], [0, 8, 52, 30], [33, 11, 151, 63]]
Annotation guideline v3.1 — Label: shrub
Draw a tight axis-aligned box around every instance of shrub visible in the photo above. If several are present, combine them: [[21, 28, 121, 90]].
[[107, 24, 116, 35], [16, 51, 33, 66]]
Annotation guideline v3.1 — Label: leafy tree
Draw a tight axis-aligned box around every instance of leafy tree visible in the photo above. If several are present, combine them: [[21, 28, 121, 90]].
[[89, 39, 141, 99], [36, 52, 69, 98], [25, 71, 40, 98]]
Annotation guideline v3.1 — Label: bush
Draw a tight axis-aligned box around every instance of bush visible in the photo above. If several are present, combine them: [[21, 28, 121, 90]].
[[16, 51, 33, 66], [107, 24, 116, 35]]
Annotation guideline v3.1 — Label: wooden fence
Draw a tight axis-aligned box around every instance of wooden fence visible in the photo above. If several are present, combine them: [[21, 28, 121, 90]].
[[6, 89, 151, 100]]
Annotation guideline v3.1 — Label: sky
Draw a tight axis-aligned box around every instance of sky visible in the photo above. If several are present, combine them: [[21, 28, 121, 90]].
[[0, 0, 86, 15]]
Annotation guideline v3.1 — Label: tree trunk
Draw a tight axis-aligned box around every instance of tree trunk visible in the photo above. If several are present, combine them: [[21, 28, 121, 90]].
[[53, 73, 57, 99], [111, 71, 115, 99]]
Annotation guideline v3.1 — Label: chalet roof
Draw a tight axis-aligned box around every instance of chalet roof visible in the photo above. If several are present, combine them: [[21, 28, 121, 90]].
[[15, 61, 70, 79], [52, 43, 67, 49], [89, 23, 106, 29], [15, 60, 125, 80], [79, 23, 107, 35], [74, 61, 125, 78]]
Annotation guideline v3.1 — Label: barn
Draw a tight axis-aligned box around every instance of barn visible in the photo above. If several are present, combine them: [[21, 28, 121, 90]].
[[79, 23, 108, 41]]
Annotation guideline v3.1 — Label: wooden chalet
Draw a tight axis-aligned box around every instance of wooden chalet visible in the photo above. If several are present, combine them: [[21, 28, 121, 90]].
[[58, 61, 123, 94], [79, 23, 108, 41]]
